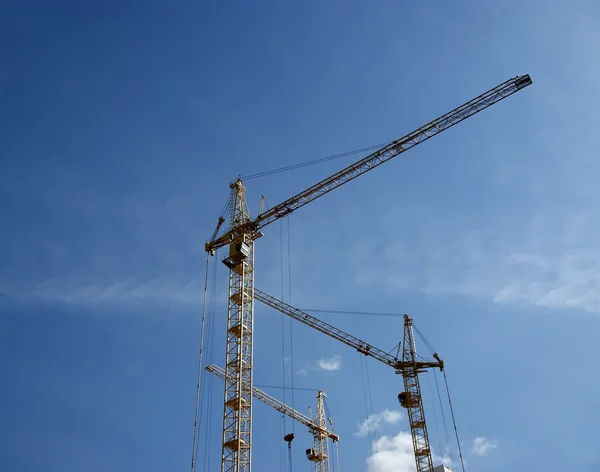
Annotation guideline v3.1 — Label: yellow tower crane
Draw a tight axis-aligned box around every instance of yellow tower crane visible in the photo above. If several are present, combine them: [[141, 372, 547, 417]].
[[305, 390, 332, 472], [252, 290, 446, 472], [205, 364, 338, 472], [204, 75, 532, 472]]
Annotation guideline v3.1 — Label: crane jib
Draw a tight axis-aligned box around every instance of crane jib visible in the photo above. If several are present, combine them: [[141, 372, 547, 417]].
[[253, 288, 443, 372], [206, 74, 531, 252]]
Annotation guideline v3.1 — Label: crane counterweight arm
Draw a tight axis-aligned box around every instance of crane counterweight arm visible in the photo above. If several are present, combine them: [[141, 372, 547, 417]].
[[206, 364, 339, 442], [206, 74, 531, 252], [254, 288, 442, 372]]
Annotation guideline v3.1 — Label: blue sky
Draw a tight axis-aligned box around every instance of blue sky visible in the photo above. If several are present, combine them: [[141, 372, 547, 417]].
[[2, 1, 600, 471]]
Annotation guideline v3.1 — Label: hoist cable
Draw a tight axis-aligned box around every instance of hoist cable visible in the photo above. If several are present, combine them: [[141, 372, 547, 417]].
[[279, 417, 284, 472], [287, 216, 296, 433], [365, 358, 381, 472], [426, 369, 443, 459], [190, 254, 211, 472], [280, 220, 287, 472], [434, 367, 451, 450], [280, 220, 287, 434], [360, 356, 380, 472], [443, 369, 466, 472], [202, 251, 219, 472]]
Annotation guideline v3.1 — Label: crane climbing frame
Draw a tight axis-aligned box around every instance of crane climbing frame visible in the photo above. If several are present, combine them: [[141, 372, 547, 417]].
[[204, 74, 532, 472]]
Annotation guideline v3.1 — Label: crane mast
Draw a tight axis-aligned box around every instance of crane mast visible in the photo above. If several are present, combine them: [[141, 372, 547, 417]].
[[219, 180, 257, 472], [205, 75, 531, 472], [399, 315, 439, 472], [306, 390, 331, 472]]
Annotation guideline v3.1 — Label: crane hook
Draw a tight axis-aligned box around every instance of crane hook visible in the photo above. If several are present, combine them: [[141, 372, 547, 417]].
[[284, 432, 295, 449]]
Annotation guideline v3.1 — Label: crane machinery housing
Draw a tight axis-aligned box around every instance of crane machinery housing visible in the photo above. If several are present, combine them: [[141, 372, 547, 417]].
[[203, 74, 532, 472], [205, 364, 338, 472]]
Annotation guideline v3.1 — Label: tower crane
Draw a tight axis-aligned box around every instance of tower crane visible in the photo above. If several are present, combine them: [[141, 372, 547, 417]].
[[252, 289, 444, 472], [306, 390, 331, 472], [204, 74, 531, 472], [205, 364, 338, 472]]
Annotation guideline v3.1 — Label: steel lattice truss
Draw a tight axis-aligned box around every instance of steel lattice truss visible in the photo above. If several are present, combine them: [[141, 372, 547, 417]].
[[220, 181, 254, 472], [401, 316, 433, 472], [312, 391, 330, 472]]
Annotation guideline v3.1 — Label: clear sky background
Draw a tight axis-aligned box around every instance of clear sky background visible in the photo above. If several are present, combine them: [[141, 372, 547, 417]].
[[2, 1, 600, 471]]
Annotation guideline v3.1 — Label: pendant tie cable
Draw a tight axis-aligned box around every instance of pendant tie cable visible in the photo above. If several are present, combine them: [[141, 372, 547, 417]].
[[301, 308, 404, 318], [254, 384, 318, 392], [240, 142, 391, 181]]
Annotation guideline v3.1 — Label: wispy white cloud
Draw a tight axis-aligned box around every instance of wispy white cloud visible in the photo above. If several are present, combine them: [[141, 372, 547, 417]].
[[24, 276, 226, 310], [471, 436, 497, 456], [317, 355, 341, 371], [352, 209, 600, 315], [292, 356, 341, 376], [355, 409, 403, 437]]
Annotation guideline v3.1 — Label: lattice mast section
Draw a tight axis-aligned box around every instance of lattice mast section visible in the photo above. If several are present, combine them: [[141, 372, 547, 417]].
[[220, 179, 255, 472], [400, 315, 433, 472], [307, 390, 330, 472]]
